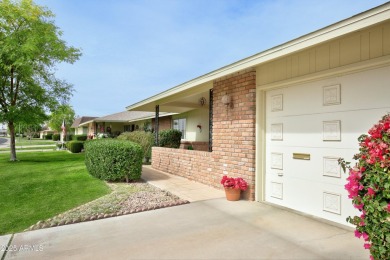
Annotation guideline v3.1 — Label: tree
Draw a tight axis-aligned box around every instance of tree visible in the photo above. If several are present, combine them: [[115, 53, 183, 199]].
[[0, 0, 81, 161], [18, 121, 43, 139], [48, 104, 75, 132]]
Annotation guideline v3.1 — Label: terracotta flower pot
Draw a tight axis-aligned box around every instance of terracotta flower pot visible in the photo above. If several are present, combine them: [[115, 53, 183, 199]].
[[224, 187, 241, 201]]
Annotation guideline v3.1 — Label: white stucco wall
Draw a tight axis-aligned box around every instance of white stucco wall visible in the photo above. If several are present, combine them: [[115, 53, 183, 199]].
[[173, 108, 209, 142]]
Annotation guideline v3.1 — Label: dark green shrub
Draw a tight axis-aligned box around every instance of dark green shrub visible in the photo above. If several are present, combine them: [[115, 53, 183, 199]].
[[117, 131, 154, 160], [66, 134, 73, 141], [159, 129, 182, 148], [44, 133, 53, 140], [73, 134, 87, 141], [67, 141, 84, 153], [84, 139, 143, 182], [52, 133, 60, 141]]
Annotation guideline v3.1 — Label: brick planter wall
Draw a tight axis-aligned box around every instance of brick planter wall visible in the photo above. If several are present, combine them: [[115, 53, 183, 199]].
[[152, 68, 257, 200], [152, 147, 218, 186], [180, 141, 209, 151]]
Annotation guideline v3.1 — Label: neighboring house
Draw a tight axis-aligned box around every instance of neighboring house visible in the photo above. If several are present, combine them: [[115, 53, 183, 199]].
[[127, 3, 390, 227], [39, 128, 57, 139], [78, 111, 172, 138], [71, 116, 98, 135]]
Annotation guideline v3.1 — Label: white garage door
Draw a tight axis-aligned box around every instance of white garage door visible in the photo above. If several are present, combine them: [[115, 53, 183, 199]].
[[265, 65, 390, 225]]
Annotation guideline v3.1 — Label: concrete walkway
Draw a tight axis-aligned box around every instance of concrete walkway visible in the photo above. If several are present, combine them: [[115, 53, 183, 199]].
[[1, 167, 369, 260], [142, 165, 225, 202]]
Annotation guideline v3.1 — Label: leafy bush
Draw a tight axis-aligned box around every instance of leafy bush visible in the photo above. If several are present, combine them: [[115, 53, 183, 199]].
[[67, 141, 84, 153], [339, 114, 390, 260], [84, 139, 143, 182], [73, 134, 87, 141], [117, 131, 154, 159], [159, 129, 182, 148], [52, 133, 60, 141], [44, 133, 53, 140]]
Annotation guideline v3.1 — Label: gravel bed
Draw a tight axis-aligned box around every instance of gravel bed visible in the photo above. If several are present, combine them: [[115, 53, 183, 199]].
[[25, 182, 189, 232]]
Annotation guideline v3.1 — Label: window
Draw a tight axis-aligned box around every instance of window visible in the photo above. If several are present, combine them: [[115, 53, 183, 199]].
[[173, 118, 186, 139], [123, 125, 131, 132]]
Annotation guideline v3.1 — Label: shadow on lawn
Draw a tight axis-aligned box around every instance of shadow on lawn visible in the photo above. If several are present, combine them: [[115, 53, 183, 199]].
[[5, 151, 83, 163]]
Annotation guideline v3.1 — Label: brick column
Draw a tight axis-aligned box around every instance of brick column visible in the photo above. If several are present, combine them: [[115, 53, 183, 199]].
[[212, 68, 256, 200]]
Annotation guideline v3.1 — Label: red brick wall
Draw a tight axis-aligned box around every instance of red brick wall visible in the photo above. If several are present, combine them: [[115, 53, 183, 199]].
[[180, 141, 209, 151], [212, 68, 257, 200], [152, 68, 256, 200], [152, 116, 172, 131], [152, 147, 217, 185]]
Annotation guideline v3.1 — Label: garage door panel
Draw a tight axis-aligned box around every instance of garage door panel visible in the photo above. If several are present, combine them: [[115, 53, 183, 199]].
[[264, 65, 390, 225], [267, 109, 390, 150], [265, 176, 358, 224], [266, 146, 356, 183], [266, 66, 390, 117]]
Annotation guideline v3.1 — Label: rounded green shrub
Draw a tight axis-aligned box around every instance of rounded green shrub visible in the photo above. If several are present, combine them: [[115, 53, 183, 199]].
[[52, 133, 60, 141], [117, 131, 154, 160], [67, 141, 84, 153], [84, 139, 143, 182], [73, 134, 88, 141], [159, 129, 182, 148], [44, 133, 53, 140]]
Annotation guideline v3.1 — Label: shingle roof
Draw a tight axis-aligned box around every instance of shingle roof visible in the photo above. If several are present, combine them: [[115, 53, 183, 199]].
[[71, 116, 98, 128]]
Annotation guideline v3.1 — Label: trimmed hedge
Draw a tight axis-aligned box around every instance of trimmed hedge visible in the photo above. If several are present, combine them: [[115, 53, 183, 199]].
[[159, 129, 182, 148], [73, 134, 87, 141], [84, 139, 143, 182], [117, 131, 154, 159], [44, 133, 53, 140], [52, 134, 60, 141], [67, 141, 84, 153]]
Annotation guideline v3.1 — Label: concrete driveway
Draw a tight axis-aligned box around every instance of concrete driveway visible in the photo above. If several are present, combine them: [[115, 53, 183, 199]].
[[0, 137, 9, 147], [2, 199, 368, 260]]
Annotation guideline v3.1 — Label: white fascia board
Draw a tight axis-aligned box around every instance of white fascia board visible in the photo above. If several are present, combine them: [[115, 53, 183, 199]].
[[126, 3, 390, 111], [127, 113, 177, 123]]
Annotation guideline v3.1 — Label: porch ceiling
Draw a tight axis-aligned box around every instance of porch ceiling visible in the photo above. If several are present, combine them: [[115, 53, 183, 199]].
[[128, 83, 212, 113]]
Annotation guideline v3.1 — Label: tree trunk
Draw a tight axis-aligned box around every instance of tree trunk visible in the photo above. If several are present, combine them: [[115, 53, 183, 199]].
[[8, 121, 17, 161]]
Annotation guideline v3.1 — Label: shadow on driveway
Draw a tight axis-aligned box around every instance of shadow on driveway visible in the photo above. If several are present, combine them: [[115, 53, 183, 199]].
[[0, 137, 9, 146], [2, 199, 369, 260]]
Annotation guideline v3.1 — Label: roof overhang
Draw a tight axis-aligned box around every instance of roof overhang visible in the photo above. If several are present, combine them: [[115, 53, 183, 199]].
[[79, 120, 95, 127], [126, 3, 390, 112], [78, 112, 176, 127]]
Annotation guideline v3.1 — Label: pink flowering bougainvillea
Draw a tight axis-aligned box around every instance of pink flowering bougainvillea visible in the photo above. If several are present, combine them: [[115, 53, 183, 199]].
[[220, 176, 248, 191], [339, 114, 390, 260]]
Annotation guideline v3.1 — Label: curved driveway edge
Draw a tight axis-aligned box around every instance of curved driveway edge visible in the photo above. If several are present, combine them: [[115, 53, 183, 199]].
[[3, 198, 369, 260]]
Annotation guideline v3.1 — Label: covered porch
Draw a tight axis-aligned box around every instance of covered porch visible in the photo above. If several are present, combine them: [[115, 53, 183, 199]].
[[127, 69, 257, 200]]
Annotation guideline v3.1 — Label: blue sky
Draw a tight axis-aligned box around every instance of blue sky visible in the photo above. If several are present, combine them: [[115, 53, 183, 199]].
[[35, 0, 388, 117]]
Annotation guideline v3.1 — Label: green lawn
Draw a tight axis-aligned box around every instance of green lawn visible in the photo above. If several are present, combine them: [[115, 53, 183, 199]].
[[0, 151, 110, 235], [0, 147, 55, 152], [15, 138, 56, 146]]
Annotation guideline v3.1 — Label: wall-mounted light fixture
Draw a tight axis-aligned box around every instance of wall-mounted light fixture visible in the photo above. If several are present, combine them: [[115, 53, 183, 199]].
[[221, 93, 231, 107], [197, 124, 202, 133]]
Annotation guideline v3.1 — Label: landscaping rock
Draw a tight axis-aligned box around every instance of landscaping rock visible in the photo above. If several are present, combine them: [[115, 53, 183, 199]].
[[28, 182, 189, 231]]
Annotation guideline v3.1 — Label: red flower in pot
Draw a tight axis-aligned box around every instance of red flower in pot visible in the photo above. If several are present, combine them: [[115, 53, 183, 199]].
[[221, 176, 248, 201]]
